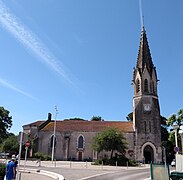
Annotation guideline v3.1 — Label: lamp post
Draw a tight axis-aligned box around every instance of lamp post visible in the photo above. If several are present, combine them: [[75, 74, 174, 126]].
[[179, 127, 183, 154], [51, 106, 58, 162], [173, 124, 179, 154]]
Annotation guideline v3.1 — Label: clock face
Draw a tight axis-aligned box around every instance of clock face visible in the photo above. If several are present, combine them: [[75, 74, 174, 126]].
[[144, 104, 151, 111]]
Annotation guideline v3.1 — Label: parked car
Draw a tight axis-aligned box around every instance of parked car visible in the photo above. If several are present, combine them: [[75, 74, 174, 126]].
[[171, 159, 176, 167], [0, 152, 9, 159]]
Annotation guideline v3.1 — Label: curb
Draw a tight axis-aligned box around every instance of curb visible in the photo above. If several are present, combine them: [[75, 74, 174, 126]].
[[19, 168, 65, 180]]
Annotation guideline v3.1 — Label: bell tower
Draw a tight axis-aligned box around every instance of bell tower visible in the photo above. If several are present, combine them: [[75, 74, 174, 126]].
[[132, 27, 162, 163]]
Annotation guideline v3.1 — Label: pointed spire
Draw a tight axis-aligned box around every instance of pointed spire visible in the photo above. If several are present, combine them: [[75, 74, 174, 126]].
[[136, 26, 154, 76]]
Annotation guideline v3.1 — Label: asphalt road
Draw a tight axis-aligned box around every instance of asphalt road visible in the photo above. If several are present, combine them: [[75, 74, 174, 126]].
[[28, 166, 150, 180], [84, 169, 150, 180]]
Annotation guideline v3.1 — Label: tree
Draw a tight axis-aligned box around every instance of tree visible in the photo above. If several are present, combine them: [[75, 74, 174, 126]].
[[93, 127, 127, 159], [65, 118, 85, 121], [161, 115, 169, 144], [91, 116, 103, 121], [0, 106, 12, 143], [161, 115, 174, 163], [1, 134, 19, 155], [167, 109, 183, 129], [167, 109, 183, 145]]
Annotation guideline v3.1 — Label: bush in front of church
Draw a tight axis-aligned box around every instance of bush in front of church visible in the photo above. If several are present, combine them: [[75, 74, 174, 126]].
[[93, 156, 137, 166], [33, 152, 51, 161]]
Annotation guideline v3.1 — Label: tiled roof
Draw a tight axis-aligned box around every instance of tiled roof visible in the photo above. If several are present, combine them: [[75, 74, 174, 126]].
[[41, 120, 134, 133], [22, 120, 45, 127]]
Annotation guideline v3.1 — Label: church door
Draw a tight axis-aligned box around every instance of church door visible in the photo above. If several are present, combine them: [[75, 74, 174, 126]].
[[143, 145, 154, 163], [78, 151, 83, 161]]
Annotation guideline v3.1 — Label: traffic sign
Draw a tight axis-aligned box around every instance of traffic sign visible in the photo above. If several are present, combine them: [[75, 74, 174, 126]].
[[25, 140, 30, 148], [174, 146, 179, 153]]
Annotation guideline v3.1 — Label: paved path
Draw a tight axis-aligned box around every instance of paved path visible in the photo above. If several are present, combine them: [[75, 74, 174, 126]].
[[20, 171, 54, 180]]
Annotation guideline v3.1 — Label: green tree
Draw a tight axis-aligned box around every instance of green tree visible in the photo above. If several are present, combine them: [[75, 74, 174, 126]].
[[93, 127, 127, 159], [0, 107, 12, 143], [67, 118, 85, 121], [91, 116, 103, 121], [161, 115, 174, 163], [1, 134, 19, 155], [167, 109, 183, 145], [161, 116, 169, 144], [167, 109, 183, 129]]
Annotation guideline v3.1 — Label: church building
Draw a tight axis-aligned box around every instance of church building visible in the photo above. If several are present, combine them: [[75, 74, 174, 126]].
[[23, 27, 162, 163]]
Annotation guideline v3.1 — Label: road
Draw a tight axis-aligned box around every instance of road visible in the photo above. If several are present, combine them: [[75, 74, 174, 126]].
[[84, 169, 150, 180], [26, 165, 150, 180]]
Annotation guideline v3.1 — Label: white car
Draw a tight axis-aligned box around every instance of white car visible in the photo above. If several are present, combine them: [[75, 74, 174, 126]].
[[171, 159, 176, 167]]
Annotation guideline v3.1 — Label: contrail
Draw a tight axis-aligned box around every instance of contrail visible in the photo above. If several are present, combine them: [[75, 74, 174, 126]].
[[0, 1, 76, 87], [0, 77, 38, 101]]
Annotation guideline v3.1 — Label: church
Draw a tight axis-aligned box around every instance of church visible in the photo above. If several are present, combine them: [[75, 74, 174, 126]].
[[23, 26, 162, 163]]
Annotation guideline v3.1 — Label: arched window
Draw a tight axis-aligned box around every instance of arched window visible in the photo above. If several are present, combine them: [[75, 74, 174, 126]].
[[144, 121, 146, 133], [136, 79, 140, 93], [50, 135, 56, 148], [78, 135, 84, 149], [144, 79, 148, 93], [149, 121, 151, 133]]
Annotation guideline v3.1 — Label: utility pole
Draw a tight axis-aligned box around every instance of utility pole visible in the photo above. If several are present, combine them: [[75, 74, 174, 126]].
[[51, 106, 58, 162], [173, 124, 179, 154], [16, 132, 23, 180]]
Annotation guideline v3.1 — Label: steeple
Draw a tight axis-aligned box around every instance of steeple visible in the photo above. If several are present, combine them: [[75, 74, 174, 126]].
[[132, 25, 162, 164], [136, 26, 154, 76]]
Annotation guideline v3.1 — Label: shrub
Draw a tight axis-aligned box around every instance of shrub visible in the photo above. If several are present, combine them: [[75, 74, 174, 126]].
[[33, 152, 51, 161], [0, 162, 6, 179], [128, 159, 138, 166], [93, 156, 138, 167], [43, 154, 51, 161]]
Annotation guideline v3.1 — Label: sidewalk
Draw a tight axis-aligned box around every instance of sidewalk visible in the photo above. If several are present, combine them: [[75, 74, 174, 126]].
[[20, 171, 54, 180], [22, 160, 150, 170], [18, 168, 65, 180]]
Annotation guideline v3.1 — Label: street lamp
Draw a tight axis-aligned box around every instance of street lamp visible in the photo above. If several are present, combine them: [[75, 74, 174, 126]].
[[51, 106, 58, 162], [173, 124, 179, 154], [179, 126, 183, 154]]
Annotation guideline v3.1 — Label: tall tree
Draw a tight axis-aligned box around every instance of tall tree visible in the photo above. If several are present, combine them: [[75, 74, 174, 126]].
[[93, 127, 127, 159], [161, 115, 169, 144], [167, 109, 183, 129], [1, 134, 19, 155], [0, 106, 12, 143], [167, 109, 183, 145], [161, 115, 174, 163], [91, 116, 103, 121]]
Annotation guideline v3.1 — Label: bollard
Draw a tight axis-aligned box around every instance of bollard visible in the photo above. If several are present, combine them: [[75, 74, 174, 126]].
[[16, 171, 21, 180], [70, 160, 72, 168], [18, 172, 21, 180], [102, 161, 103, 170], [116, 161, 117, 169], [54, 159, 56, 167], [86, 161, 87, 168], [38, 159, 41, 167], [126, 161, 128, 169]]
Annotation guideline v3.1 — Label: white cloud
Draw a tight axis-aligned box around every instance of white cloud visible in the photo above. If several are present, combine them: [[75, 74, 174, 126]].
[[0, 1, 77, 87], [0, 77, 38, 101]]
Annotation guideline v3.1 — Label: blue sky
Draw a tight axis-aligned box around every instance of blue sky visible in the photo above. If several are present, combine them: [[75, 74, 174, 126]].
[[0, 0, 182, 135]]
